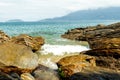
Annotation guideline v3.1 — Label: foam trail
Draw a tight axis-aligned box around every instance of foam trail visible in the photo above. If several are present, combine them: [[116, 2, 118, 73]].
[[39, 44, 89, 55]]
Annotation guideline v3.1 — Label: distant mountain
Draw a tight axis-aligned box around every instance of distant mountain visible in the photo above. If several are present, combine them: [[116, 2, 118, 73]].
[[42, 7, 120, 21], [6, 19, 24, 22]]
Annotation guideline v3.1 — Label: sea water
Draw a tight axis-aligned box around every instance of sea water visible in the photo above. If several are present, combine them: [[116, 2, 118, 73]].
[[0, 20, 119, 55], [0, 20, 119, 69]]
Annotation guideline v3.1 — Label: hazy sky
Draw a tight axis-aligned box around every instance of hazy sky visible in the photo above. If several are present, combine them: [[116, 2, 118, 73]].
[[0, 0, 120, 22]]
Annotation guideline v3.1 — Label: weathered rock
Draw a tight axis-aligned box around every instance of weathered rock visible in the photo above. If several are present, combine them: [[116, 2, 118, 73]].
[[0, 42, 38, 74], [57, 54, 120, 80], [32, 64, 59, 80], [21, 73, 35, 80], [57, 55, 96, 78], [11, 34, 44, 52], [62, 28, 86, 41], [0, 30, 10, 43], [62, 22, 120, 41], [88, 38, 120, 49], [82, 49, 120, 70], [61, 22, 120, 80]]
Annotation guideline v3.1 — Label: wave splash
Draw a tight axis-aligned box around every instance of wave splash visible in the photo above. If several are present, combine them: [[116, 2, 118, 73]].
[[39, 44, 89, 55]]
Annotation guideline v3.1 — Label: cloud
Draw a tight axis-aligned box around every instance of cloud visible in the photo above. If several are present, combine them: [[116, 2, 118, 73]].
[[0, 2, 13, 6], [0, 0, 120, 21], [62, 0, 120, 11]]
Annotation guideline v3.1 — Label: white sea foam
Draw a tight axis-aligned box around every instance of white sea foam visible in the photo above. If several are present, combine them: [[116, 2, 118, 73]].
[[39, 44, 89, 55]]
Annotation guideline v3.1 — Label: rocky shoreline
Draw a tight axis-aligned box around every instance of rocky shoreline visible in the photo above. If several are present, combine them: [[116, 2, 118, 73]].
[[0, 31, 60, 80], [59, 22, 120, 80], [0, 22, 120, 80]]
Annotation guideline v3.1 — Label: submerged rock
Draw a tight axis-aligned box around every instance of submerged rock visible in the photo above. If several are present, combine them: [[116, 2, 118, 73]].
[[11, 34, 44, 52], [0, 42, 38, 74]]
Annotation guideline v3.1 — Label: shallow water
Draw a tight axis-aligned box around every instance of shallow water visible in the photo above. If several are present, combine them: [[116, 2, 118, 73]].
[[0, 20, 119, 55], [0, 20, 119, 45], [0, 20, 120, 69]]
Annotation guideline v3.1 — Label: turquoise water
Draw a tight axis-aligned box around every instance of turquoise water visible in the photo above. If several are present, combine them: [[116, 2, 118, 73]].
[[0, 20, 119, 45], [0, 20, 120, 67]]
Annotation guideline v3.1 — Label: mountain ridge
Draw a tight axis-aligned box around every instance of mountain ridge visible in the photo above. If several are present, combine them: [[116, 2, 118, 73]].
[[42, 7, 120, 21]]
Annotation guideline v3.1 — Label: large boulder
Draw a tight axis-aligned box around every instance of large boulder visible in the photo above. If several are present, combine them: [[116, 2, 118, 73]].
[[0, 42, 39, 74], [57, 54, 120, 80], [57, 55, 96, 78], [0, 30, 44, 52], [62, 22, 120, 41], [11, 34, 44, 52]]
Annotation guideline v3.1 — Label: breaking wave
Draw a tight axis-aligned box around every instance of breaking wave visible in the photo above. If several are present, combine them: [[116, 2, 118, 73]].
[[39, 44, 89, 55]]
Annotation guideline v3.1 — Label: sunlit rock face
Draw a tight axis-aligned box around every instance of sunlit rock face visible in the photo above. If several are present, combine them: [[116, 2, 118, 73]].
[[57, 54, 96, 77], [0, 42, 39, 74], [11, 34, 44, 52]]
